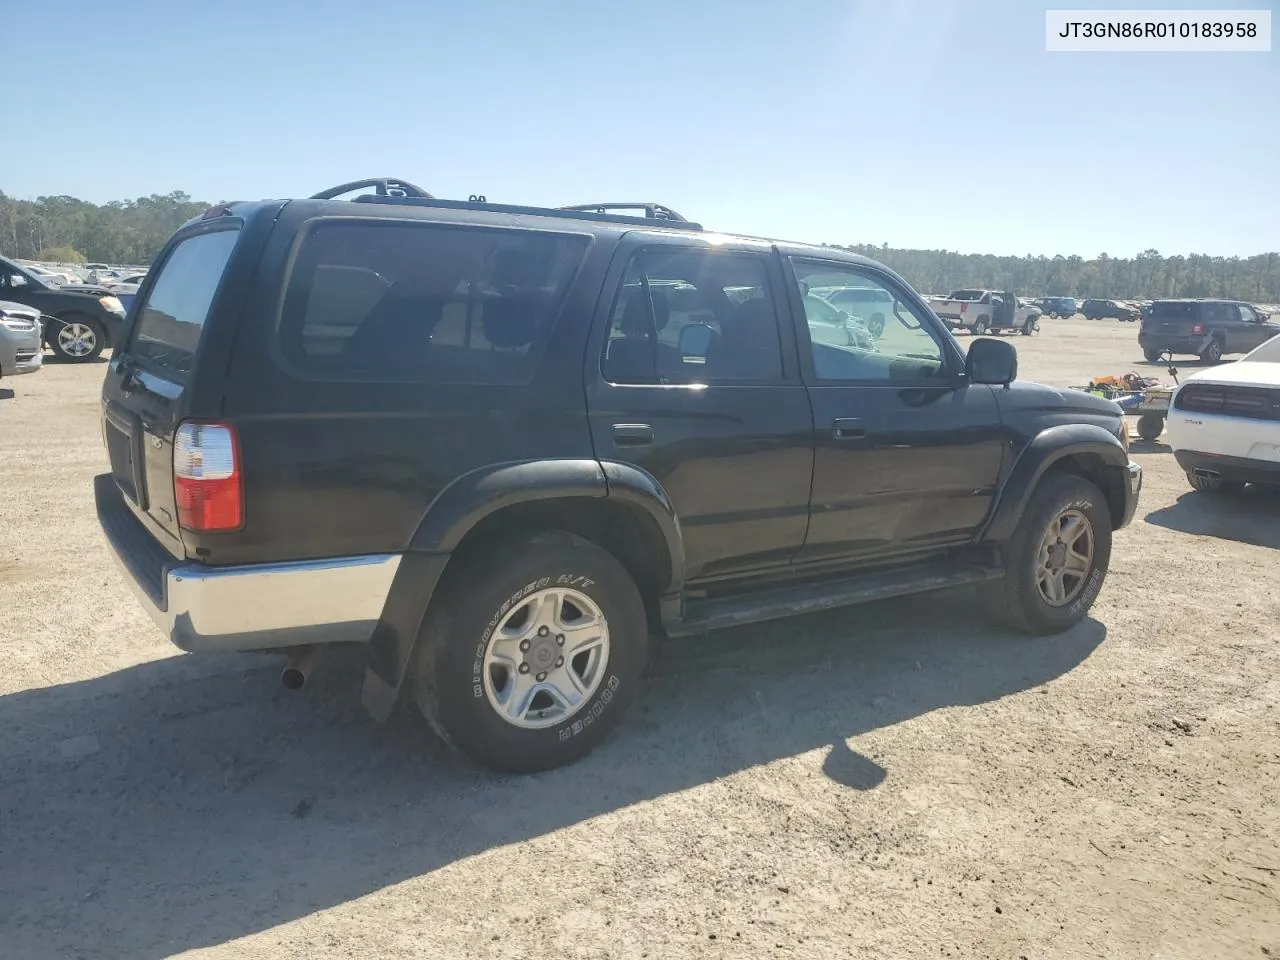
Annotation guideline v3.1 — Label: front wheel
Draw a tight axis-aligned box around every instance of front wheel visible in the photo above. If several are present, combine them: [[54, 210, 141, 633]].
[[47, 314, 105, 362], [411, 531, 648, 773], [1021, 318, 1040, 336], [979, 473, 1112, 635]]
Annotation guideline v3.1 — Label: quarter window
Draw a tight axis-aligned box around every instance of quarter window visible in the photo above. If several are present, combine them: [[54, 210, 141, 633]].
[[278, 221, 587, 384]]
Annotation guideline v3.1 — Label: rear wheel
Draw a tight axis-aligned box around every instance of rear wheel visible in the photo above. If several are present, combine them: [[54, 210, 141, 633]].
[[1200, 339, 1224, 363], [411, 531, 648, 773], [979, 473, 1112, 635], [972, 318, 989, 336], [1187, 472, 1245, 495], [1143, 348, 1163, 363], [47, 314, 105, 362]]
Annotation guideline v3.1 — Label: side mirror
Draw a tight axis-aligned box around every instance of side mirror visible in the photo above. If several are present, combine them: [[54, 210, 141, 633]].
[[966, 337, 1018, 385], [678, 322, 713, 361]]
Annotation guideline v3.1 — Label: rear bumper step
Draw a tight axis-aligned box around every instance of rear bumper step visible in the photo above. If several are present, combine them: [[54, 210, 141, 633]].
[[668, 561, 1004, 637], [95, 473, 401, 652]]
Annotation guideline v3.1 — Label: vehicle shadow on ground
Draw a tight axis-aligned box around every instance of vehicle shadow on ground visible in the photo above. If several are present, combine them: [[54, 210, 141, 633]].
[[0, 592, 1105, 959], [1145, 488, 1280, 549]]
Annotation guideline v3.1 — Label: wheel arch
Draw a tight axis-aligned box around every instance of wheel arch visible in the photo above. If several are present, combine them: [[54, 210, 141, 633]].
[[362, 459, 684, 720], [982, 425, 1130, 542]]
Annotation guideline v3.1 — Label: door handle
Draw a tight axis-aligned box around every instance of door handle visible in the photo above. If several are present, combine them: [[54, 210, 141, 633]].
[[612, 423, 653, 446], [831, 418, 868, 440]]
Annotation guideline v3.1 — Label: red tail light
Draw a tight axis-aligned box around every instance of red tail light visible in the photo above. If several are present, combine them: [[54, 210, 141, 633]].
[[174, 422, 243, 532], [1192, 322, 1204, 335], [960, 303, 968, 314]]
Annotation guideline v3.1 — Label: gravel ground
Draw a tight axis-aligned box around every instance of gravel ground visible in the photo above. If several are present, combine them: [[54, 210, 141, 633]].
[[1, 319, 1278, 959]]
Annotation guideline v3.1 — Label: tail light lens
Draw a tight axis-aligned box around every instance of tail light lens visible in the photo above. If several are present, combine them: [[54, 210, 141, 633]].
[[960, 303, 968, 314], [174, 422, 242, 532], [1192, 322, 1204, 335]]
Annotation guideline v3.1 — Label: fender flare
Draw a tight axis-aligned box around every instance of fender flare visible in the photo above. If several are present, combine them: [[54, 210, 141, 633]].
[[362, 458, 685, 720], [981, 423, 1128, 543]]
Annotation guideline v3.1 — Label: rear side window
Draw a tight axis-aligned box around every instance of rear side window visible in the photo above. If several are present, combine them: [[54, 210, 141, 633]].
[[130, 228, 240, 379], [1152, 302, 1197, 319], [278, 221, 587, 384]]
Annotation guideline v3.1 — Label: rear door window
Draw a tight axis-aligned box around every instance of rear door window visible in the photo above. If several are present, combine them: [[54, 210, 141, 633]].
[[130, 227, 241, 379], [277, 220, 588, 384]]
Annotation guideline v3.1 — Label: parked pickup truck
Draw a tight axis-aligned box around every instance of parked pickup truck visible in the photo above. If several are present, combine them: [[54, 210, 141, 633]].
[[930, 289, 1040, 336]]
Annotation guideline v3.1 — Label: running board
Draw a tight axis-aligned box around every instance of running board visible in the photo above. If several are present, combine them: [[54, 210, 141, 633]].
[[667, 562, 1004, 637]]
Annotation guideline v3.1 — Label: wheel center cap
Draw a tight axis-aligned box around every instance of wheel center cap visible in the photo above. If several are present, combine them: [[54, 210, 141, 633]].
[[526, 639, 558, 671]]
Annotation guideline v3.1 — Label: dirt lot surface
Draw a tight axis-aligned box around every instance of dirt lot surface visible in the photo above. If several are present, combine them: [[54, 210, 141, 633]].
[[2, 319, 1278, 959]]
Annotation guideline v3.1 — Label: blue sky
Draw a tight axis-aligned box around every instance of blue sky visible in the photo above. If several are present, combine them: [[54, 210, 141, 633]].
[[7, 0, 1277, 256]]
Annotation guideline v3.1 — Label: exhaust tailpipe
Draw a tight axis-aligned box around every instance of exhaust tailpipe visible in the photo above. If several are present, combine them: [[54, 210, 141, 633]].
[[281, 645, 322, 690]]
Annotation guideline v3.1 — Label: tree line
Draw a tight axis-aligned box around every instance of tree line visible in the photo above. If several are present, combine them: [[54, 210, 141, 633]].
[[3, 189, 1277, 301], [0, 190, 206, 266], [833, 244, 1280, 302]]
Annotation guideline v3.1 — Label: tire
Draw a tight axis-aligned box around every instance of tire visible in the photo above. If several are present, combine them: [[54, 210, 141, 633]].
[[1136, 414, 1164, 441], [972, 318, 989, 336], [410, 530, 648, 773], [1200, 339, 1224, 363], [979, 473, 1112, 635], [47, 314, 105, 362], [1049, 311, 1059, 319], [1021, 317, 1040, 336], [1187, 472, 1245, 495], [868, 314, 885, 338], [1143, 349, 1163, 363]]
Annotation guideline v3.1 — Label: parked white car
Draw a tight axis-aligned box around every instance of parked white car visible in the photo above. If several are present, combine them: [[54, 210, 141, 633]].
[[1166, 334, 1280, 493], [21, 264, 78, 286]]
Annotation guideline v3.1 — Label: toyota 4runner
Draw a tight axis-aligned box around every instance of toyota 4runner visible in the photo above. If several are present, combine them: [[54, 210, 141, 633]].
[[95, 179, 1142, 773]]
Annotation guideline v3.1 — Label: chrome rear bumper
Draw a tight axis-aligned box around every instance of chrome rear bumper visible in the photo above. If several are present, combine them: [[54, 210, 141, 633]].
[[95, 473, 400, 652]]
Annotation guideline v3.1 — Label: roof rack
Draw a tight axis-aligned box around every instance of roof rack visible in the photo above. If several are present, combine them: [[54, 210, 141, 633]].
[[309, 178, 435, 200], [309, 180, 703, 231], [558, 202, 690, 223]]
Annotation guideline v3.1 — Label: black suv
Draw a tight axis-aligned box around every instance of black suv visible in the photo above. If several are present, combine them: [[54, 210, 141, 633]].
[[1138, 299, 1278, 363], [94, 179, 1142, 773], [0, 255, 128, 361], [1081, 298, 1139, 322]]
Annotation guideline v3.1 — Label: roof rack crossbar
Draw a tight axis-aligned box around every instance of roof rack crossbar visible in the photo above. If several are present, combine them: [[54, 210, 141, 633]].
[[557, 202, 690, 223]]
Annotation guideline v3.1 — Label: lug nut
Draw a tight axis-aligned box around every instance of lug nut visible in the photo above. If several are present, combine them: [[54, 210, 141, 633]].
[[555, 656, 564, 668], [520, 640, 530, 651], [556, 634, 564, 646], [536, 672, 547, 682], [519, 663, 530, 674], [538, 626, 549, 637]]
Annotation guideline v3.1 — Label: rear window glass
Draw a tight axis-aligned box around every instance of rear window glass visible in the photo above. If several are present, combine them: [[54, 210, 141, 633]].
[[130, 228, 240, 378], [278, 221, 587, 383], [1151, 302, 1198, 319]]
